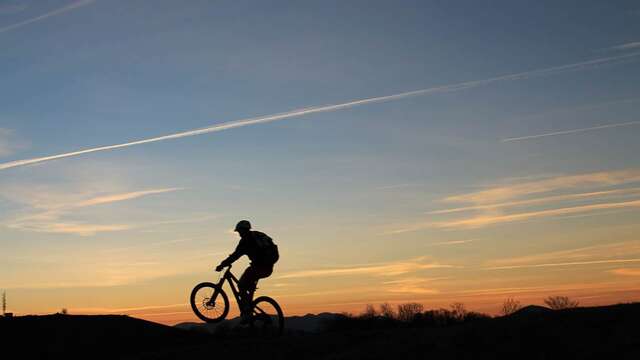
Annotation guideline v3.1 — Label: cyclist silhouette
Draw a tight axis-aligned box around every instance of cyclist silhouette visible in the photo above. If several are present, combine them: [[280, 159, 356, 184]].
[[215, 220, 279, 322]]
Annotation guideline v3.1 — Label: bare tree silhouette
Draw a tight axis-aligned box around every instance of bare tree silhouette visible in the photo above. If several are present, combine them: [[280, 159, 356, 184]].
[[397, 303, 424, 322], [502, 298, 522, 315], [362, 304, 377, 319], [450, 302, 467, 320], [379, 302, 396, 319], [544, 296, 579, 310]]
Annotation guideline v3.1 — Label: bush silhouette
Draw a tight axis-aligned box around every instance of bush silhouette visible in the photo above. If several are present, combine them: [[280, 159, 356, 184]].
[[544, 296, 579, 310], [421, 309, 457, 326]]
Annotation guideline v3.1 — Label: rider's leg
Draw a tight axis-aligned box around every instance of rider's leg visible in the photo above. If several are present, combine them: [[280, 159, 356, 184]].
[[238, 266, 259, 317], [238, 264, 274, 317]]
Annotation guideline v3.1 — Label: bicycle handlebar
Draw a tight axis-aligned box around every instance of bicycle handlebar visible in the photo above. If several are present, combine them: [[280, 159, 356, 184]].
[[216, 264, 232, 271]]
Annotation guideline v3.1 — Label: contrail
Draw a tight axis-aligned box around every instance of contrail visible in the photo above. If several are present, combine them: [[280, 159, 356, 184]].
[[501, 120, 640, 142], [1, 51, 640, 171], [0, 0, 94, 34]]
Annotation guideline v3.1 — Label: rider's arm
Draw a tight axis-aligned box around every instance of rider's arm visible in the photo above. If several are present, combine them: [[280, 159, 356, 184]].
[[219, 239, 247, 267]]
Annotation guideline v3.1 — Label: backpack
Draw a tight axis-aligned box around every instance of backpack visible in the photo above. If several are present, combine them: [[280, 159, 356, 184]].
[[254, 232, 279, 265]]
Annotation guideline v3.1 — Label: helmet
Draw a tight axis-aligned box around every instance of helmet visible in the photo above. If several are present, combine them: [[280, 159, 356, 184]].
[[234, 220, 252, 232]]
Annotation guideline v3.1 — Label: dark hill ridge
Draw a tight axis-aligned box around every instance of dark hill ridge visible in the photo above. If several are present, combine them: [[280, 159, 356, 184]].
[[0, 314, 208, 359], [510, 304, 553, 317], [2, 303, 639, 359]]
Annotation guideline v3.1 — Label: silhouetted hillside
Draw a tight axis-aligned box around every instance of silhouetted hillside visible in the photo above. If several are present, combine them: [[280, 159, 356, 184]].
[[508, 304, 554, 318], [174, 302, 640, 359], [0, 314, 208, 359], [2, 303, 639, 359]]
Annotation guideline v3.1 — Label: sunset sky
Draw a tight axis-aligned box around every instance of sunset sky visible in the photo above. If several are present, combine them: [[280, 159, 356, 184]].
[[1, 0, 640, 325]]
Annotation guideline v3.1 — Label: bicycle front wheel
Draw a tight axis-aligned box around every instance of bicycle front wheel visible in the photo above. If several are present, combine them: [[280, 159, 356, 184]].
[[251, 296, 284, 336], [190, 282, 229, 323]]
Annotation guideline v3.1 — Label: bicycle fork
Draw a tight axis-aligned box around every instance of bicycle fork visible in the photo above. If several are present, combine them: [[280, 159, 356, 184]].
[[207, 284, 222, 306]]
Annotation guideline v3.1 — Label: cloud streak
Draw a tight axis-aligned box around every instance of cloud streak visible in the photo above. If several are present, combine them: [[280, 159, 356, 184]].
[[486, 258, 640, 270], [76, 188, 182, 207], [609, 268, 640, 276], [389, 170, 640, 233], [382, 277, 445, 294], [0, 0, 94, 34], [501, 120, 640, 142], [2, 187, 182, 235], [2, 52, 640, 171], [279, 257, 453, 279], [428, 187, 640, 215], [427, 239, 475, 246], [443, 169, 640, 205], [433, 198, 640, 229], [610, 41, 640, 51], [488, 241, 640, 267], [484, 241, 640, 271]]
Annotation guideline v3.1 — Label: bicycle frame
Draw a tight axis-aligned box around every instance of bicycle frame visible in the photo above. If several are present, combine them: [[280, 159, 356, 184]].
[[212, 265, 250, 306]]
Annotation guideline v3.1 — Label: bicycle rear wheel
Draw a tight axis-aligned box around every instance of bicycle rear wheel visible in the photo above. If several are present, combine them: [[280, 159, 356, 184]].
[[251, 296, 284, 336], [190, 282, 229, 323]]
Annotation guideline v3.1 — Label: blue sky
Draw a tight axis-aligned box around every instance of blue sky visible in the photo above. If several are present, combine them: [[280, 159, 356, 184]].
[[1, 0, 640, 323]]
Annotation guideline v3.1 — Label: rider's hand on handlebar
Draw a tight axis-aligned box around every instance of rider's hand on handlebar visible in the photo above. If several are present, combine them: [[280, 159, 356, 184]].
[[215, 264, 224, 272]]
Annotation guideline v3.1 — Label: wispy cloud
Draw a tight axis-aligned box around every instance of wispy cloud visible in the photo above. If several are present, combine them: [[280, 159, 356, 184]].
[[609, 268, 640, 276], [485, 241, 640, 270], [279, 257, 454, 279], [382, 277, 445, 294], [75, 188, 182, 207], [72, 303, 188, 314], [486, 258, 640, 270], [427, 239, 475, 246], [2, 52, 640, 171], [14, 222, 133, 236], [433, 199, 640, 229], [512, 97, 640, 123], [0, 0, 94, 34], [427, 188, 640, 215], [610, 41, 640, 51], [501, 120, 640, 142], [389, 170, 640, 233], [451, 281, 639, 298], [2, 187, 182, 235], [490, 242, 640, 267], [443, 169, 640, 205]]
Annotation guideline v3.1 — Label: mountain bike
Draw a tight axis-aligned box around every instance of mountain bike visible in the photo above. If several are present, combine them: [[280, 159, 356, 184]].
[[190, 265, 284, 336]]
